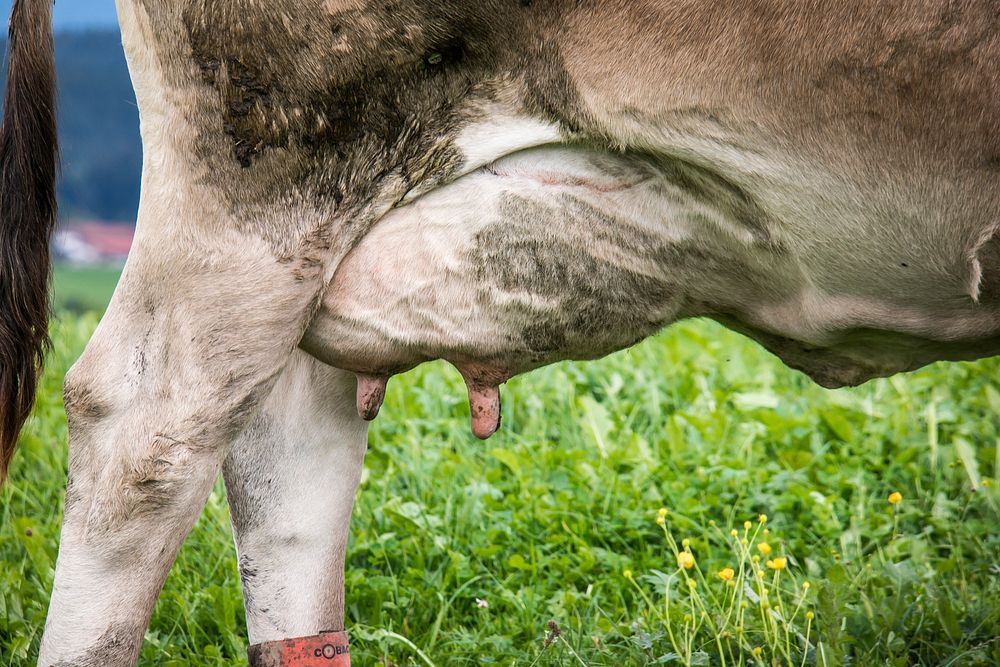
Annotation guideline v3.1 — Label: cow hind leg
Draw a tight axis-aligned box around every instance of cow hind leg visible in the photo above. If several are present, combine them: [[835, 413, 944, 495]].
[[37, 226, 335, 664], [223, 350, 367, 659]]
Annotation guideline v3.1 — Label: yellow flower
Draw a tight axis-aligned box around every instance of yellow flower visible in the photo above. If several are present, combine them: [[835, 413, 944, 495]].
[[682, 538, 691, 548], [744, 520, 752, 530], [677, 552, 696, 570], [718, 567, 735, 582], [623, 569, 633, 580], [806, 611, 815, 621], [803, 581, 811, 590], [758, 514, 768, 524], [888, 491, 903, 505], [730, 529, 738, 538], [687, 578, 697, 589], [767, 556, 788, 570], [757, 542, 772, 556], [752, 647, 763, 657]]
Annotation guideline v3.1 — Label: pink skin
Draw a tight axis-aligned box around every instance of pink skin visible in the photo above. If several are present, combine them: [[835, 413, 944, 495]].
[[355, 374, 388, 421], [463, 382, 502, 440], [352, 361, 511, 439]]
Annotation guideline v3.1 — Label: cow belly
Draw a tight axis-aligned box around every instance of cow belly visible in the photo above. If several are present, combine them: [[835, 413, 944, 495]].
[[302, 146, 694, 385], [301, 145, 1000, 393]]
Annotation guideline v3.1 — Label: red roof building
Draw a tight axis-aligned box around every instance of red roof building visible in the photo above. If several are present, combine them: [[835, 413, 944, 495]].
[[54, 222, 134, 264]]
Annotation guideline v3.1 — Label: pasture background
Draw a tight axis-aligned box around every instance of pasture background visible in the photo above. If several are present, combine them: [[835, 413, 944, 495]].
[[1, 268, 999, 665]]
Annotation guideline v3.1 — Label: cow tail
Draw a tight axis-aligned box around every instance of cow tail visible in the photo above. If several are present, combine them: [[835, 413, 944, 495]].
[[0, 0, 57, 483]]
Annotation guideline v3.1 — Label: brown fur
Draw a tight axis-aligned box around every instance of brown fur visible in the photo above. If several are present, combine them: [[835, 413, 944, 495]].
[[0, 0, 57, 483], [129, 0, 589, 256]]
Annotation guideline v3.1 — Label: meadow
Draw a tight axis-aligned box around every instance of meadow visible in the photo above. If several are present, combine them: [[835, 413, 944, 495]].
[[1, 268, 998, 665]]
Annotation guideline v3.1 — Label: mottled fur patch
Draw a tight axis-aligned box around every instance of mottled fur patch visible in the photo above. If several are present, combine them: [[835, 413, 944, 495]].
[[133, 0, 589, 251], [470, 193, 681, 362], [50, 626, 142, 667], [62, 374, 110, 425]]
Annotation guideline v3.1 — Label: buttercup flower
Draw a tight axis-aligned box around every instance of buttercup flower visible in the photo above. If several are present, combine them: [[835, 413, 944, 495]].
[[758, 514, 767, 524], [888, 491, 903, 505], [677, 552, 696, 570], [757, 542, 772, 556], [766, 556, 788, 570], [623, 569, 633, 580], [718, 567, 735, 582]]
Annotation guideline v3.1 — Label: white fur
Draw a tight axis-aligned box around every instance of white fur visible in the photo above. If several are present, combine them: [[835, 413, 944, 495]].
[[308, 124, 1000, 386], [399, 107, 562, 205], [39, 3, 347, 664], [224, 352, 367, 644], [38, 4, 1000, 664]]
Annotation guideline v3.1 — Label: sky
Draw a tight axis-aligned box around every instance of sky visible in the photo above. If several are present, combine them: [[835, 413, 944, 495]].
[[0, 0, 118, 30]]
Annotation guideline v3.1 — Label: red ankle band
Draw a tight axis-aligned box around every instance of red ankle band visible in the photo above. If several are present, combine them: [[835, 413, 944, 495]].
[[248, 630, 350, 666]]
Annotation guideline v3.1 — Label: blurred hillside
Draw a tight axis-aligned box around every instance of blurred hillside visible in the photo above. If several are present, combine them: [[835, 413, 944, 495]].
[[0, 0, 118, 29], [0, 30, 141, 224]]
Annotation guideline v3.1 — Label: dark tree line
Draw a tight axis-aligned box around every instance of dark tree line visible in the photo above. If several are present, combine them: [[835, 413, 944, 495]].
[[1, 30, 141, 224]]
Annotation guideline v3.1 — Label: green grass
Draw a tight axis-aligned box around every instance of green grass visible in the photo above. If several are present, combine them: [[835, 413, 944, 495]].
[[2, 313, 999, 666], [51, 264, 122, 314]]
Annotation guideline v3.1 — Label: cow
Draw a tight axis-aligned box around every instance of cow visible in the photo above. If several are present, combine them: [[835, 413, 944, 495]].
[[0, 0, 997, 665]]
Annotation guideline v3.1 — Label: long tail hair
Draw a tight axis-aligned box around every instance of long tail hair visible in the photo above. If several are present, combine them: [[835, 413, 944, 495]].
[[0, 0, 57, 482]]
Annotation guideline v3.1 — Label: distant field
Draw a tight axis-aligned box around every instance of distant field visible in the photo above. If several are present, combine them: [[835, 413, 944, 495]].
[[51, 264, 122, 313], [2, 312, 998, 666]]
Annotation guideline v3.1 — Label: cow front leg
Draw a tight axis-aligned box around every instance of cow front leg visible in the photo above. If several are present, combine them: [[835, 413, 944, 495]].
[[223, 350, 367, 661]]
